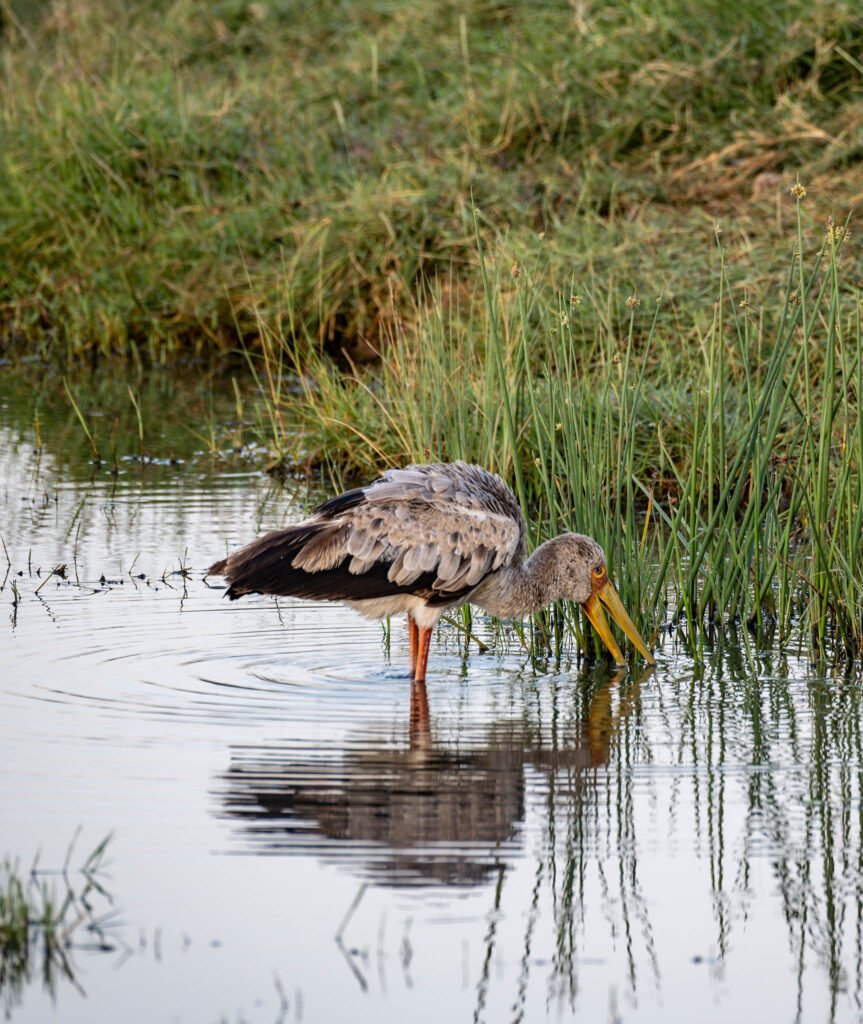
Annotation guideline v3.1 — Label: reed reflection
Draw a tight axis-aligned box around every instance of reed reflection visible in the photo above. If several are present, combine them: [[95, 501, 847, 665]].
[[674, 642, 863, 1023], [216, 650, 863, 1020]]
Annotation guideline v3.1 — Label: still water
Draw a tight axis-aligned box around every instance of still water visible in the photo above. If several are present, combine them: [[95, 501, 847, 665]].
[[2, 373, 863, 1023]]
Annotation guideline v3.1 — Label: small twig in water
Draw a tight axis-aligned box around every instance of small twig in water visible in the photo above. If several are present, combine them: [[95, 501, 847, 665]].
[[35, 564, 67, 595]]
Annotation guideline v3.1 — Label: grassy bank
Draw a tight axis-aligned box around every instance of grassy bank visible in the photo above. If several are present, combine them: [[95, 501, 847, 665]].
[[1, 0, 863, 359], [2, 1, 862, 664]]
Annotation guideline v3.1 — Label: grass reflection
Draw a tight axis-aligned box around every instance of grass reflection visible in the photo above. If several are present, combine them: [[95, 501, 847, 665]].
[[220, 653, 863, 1018], [534, 649, 863, 1020]]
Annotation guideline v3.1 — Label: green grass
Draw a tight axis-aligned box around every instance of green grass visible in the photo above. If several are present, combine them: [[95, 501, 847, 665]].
[[0, 834, 113, 1016], [256, 209, 863, 664], [1, 0, 863, 359], [2, 0, 862, 663]]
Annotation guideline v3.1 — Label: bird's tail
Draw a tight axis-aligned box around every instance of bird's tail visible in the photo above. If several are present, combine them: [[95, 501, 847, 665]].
[[207, 523, 334, 600]]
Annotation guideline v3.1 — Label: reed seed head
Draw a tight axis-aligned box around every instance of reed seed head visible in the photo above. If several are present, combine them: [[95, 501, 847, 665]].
[[825, 219, 846, 246]]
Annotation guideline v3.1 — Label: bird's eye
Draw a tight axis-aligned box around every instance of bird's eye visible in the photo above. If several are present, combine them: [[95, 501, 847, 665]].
[[593, 565, 604, 577]]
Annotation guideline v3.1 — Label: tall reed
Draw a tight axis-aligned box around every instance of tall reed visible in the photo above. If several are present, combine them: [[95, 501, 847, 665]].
[[255, 214, 862, 664]]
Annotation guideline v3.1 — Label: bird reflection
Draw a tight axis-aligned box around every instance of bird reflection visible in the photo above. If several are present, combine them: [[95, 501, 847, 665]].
[[216, 667, 647, 888]]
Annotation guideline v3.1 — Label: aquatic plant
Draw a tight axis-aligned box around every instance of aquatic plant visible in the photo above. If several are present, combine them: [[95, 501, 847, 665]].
[[0, 834, 113, 1017], [258, 210, 862, 664]]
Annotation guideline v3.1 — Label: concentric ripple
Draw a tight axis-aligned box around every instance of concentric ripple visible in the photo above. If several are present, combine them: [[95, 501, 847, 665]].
[[5, 411, 863, 1024]]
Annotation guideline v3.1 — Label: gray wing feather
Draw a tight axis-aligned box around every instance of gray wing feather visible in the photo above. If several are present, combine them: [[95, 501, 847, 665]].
[[301, 462, 526, 596], [291, 525, 350, 571]]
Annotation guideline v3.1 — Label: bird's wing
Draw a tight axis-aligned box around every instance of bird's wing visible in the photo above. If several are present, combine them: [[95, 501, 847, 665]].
[[293, 462, 527, 596]]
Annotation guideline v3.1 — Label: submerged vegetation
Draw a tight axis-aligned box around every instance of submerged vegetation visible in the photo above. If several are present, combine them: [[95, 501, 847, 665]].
[[0, 836, 113, 1017]]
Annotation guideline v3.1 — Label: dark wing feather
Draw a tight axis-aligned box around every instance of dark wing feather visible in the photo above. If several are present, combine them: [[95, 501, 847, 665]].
[[208, 523, 330, 600], [312, 487, 366, 518]]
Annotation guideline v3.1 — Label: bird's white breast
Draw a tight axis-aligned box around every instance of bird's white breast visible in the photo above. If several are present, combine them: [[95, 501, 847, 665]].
[[347, 595, 454, 629]]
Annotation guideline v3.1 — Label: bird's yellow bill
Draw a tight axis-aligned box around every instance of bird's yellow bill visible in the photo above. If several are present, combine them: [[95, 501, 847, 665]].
[[582, 582, 654, 666]]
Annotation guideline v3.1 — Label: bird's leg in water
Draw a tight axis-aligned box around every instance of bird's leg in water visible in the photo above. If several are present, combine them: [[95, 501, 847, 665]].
[[414, 626, 433, 683], [408, 618, 419, 676]]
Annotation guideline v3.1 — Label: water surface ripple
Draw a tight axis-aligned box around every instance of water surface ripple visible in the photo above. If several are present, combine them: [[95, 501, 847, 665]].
[[2, 405, 863, 1024]]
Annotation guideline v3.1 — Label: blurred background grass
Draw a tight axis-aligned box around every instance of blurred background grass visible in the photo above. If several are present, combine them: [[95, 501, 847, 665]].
[[1, 0, 862, 360]]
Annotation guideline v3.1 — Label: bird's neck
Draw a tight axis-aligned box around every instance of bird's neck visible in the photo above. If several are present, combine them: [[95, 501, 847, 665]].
[[472, 538, 567, 618]]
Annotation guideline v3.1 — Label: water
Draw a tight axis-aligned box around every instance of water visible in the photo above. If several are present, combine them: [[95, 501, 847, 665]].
[[2, 372, 863, 1023]]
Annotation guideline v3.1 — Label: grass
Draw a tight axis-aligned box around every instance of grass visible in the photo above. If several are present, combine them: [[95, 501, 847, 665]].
[[0, 834, 113, 1016], [1, 0, 863, 359], [2, 0, 862, 664], [254, 208, 863, 665]]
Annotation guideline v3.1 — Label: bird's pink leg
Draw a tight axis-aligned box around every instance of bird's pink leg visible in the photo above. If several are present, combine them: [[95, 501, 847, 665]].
[[408, 618, 419, 676], [414, 626, 433, 683]]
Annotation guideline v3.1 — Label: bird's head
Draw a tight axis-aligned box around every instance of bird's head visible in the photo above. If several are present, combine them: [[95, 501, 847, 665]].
[[548, 534, 654, 666]]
